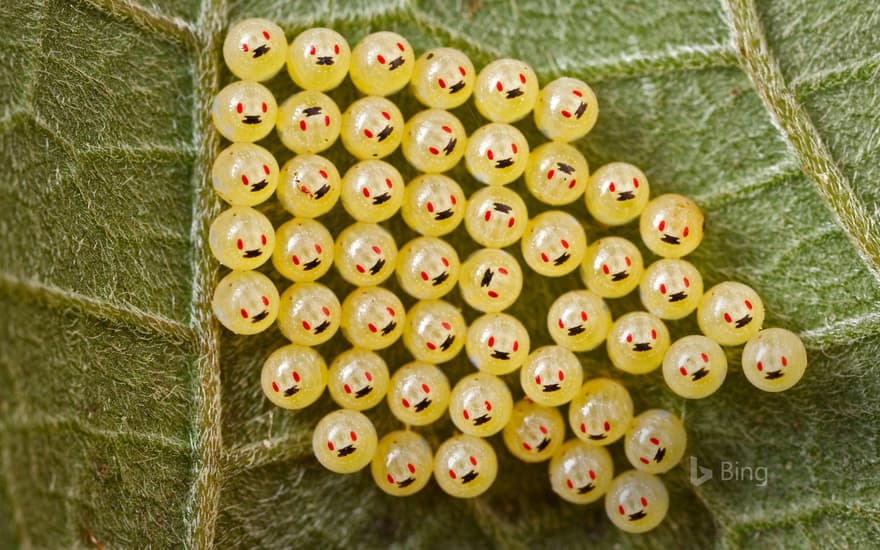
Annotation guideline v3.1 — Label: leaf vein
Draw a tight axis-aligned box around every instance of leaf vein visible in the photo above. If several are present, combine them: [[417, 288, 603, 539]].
[[81, 0, 198, 48]]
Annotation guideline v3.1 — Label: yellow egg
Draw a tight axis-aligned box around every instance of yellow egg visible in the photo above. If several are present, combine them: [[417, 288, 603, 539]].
[[697, 281, 764, 346], [605, 470, 669, 533], [458, 248, 524, 312], [212, 81, 277, 143], [580, 237, 644, 299], [349, 31, 415, 96], [402, 109, 468, 174], [584, 162, 650, 226], [340, 287, 405, 350], [286, 27, 350, 91], [520, 346, 583, 407], [568, 378, 633, 446], [524, 141, 589, 205], [533, 77, 599, 142], [387, 362, 450, 426], [272, 218, 334, 282], [464, 186, 528, 248], [312, 409, 378, 474], [433, 435, 497, 498], [396, 237, 460, 300], [503, 398, 566, 463], [327, 348, 389, 410], [624, 409, 687, 474], [276, 90, 342, 154], [606, 312, 670, 374], [276, 282, 341, 346], [464, 123, 529, 185], [548, 439, 614, 504], [449, 372, 513, 437], [410, 47, 476, 109], [520, 211, 587, 277], [401, 174, 467, 237], [211, 143, 278, 206], [473, 58, 539, 123], [639, 193, 704, 258], [211, 271, 279, 335], [222, 18, 287, 81], [209, 206, 274, 270], [340, 160, 405, 223], [466, 312, 530, 375], [741, 328, 807, 392], [662, 335, 728, 399], [340, 96, 405, 160], [371, 430, 434, 497], [334, 222, 397, 287], [639, 259, 703, 320], [547, 290, 612, 352], [403, 300, 467, 364], [260, 344, 327, 410], [276, 154, 341, 218]]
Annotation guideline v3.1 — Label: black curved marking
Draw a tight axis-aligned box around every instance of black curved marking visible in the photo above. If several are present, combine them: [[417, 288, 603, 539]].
[[542, 383, 561, 393], [432, 271, 450, 286], [313, 319, 331, 335], [765, 370, 784, 380], [576, 482, 595, 494], [633, 342, 652, 352], [557, 162, 575, 174], [251, 179, 269, 192], [480, 269, 495, 287], [242, 115, 262, 124], [243, 249, 263, 258], [490, 349, 510, 360], [654, 447, 667, 463], [611, 270, 629, 281], [336, 445, 356, 457], [691, 367, 710, 381], [735, 314, 753, 329], [372, 192, 392, 205], [536, 438, 552, 452], [616, 190, 635, 201], [473, 414, 491, 426], [317, 56, 334, 65], [588, 433, 607, 441], [252, 310, 269, 323], [461, 470, 479, 484], [449, 80, 466, 93], [389, 56, 405, 70], [397, 477, 416, 488], [440, 334, 455, 351], [567, 325, 585, 336], [283, 385, 300, 397], [668, 291, 687, 303], [434, 208, 454, 220], [252, 44, 270, 58], [377, 125, 394, 142], [575, 101, 587, 119], [554, 252, 571, 266], [303, 258, 322, 271], [381, 320, 397, 335], [303, 106, 323, 117], [370, 258, 386, 275], [628, 510, 647, 521], [444, 138, 457, 156], [414, 397, 432, 412], [355, 385, 373, 398], [313, 183, 331, 200], [661, 233, 681, 245], [493, 202, 512, 214], [505, 87, 524, 99], [495, 158, 514, 169]]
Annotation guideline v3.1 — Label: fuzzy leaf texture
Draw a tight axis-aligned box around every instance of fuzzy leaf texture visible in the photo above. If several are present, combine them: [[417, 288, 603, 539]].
[[1, 0, 879, 548]]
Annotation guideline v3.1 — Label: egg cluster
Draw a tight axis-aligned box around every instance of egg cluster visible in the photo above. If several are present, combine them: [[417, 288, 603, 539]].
[[209, 19, 808, 534]]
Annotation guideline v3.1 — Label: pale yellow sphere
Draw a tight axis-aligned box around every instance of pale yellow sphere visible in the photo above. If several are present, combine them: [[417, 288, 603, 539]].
[[605, 470, 669, 533], [312, 409, 378, 474], [503, 398, 566, 463], [433, 435, 498, 498], [276, 90, 342, 154], [639, 193, 705, 258], [211, 143, 278, 206], [524, 141, 590, 205], [466, 312, 530, 375], [662, 335, 728, 399], [402, 109, 468, 174], [639, 259, 704, 320], [464, 186, 528, 248], [534, 77, 599, 142], [371, 431, 434, 497], [272, 218, 334, 283], [606, 312, 670, 374], [327, 348, 389, 410], [387, 362, 450, 426], [286, 27, 350, 91], [580, 237, 644, 299], [340, 160, 405, 223], [401, 174, 467, 237], [212, 81, 277, 143], [212, 271, 279, 335], [697, 281, 764, 346], [449, 372, 513, 437], [340, 96, 405, 160], [334, 222, 397, 287], [260, 344, 326, 410], [624, 409, 687, 474], [349, 31, 415, 96], [276, 154, 341, 218], [395, 237, 460, 300], [569, 378, 634, 446], [521, 211, 587, 277], [410, 47, 476, 109], [584, 162, 650, 226], [547, 290, 612, 352], [473, 58, 539, 123], [548, 439, 614, 504], [458, 248, 523, 312], [276, 282, 341, 346], [209, 206, 274, 270], [222, 18, 287, 81], [403, 300, 467, 364], [741, 328, 808, 392], [520, 346, 583, 407], [464, 123, 529, 185], [340, 287, 405, 350]]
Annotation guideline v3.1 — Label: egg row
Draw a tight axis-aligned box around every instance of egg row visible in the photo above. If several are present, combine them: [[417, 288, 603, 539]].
[[222, 21, 597, 138]]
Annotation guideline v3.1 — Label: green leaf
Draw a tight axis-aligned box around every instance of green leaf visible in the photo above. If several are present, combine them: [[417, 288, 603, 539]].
[[1, 0, 878, 548]]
